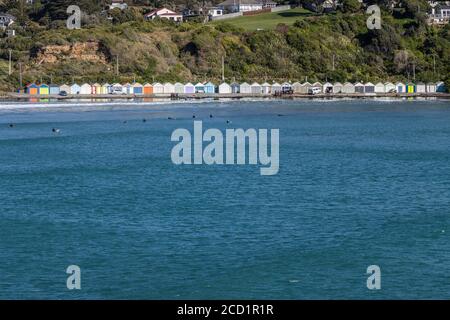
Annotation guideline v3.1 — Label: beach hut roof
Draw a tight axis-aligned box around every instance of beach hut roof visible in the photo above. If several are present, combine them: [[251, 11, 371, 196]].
[[282, 82, 292, 86], [301, 82, 311, 86], [240, 82, 250, 86], [205, 82, 215, 86], [354, 82, 364, 86], [395, 82, 405, 85], [164, 82, 173, 85], [102, 83, 111, 86], [174, 82, 184, 86], [323, 82, 333, 86], [133, 82, 143, 87], [375, 82, 384, 86], [333, 82, 343, 86], [292, 81, 301, 85], [426, 82, 435, 85], [220, 82, 230, 86], [312, 81, 322, 85], [272, 82, 281, 86], [384, 82, 394, 85], [194, 82, 204, 86], [49, 83, 59, 87], [230, 82, 240, 86], [251, 82, 261, 86], [27, 83, 38, 87], [143, 83, 152, 87], [261, 82, 271, 86], [416, 82, 425, 85], [365, 82, 375, 86], [153, 82, 163, 86], [39, 83, 49, 87]]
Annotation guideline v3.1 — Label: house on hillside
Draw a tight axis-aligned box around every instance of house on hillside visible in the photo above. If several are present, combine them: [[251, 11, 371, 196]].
[[428, 1, 450, 25], [0, 13, 15, 28], [145, 8, 183, 22], [218, 0, 263, 13], [109, 0, 128, 10]]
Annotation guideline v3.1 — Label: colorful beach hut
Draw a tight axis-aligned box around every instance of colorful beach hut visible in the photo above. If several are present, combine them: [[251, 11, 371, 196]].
[[39, 84, 49, 95], [49, 84, 60, 95], [436, 81, 446, 92], [406, 83, 415, 94], [240, 82, 251, 94], [251, 82, 262, 94], [174, 83, 184, 94], [342, 82, 355, 93], [219, 82, 232, 94], [143, 83, 153, 94], [153, 83, 164, 94], [163, 82, 175, 94], [26, 83, 39, 95], [396, 82, 405, 93], [102, 83, 111, 94], [70, 84, 81, 95], [194, 82, 205, 93], [323, 82, 333, 93], [230, 82, 240, 94], [184, 82, 195, 94], [333, 82, 343, 93], [204, 82, 215, 94], [133, 83, 143, 95]]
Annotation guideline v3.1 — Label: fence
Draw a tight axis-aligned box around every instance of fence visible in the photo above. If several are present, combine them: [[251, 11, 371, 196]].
[[211, 12, 243, 21], [271, 5, 291, 13]]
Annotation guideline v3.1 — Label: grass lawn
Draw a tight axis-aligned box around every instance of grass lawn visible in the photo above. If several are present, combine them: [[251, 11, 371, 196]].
[[211, 8, 315, 31]]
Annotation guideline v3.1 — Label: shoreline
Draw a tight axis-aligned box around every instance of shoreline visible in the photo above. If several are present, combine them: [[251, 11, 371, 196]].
[[3, 92, 450, 100]]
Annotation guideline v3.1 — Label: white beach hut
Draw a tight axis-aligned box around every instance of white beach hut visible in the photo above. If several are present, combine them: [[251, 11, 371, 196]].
[[251, 82, 262, 94], [416, 82, 426, 93], [80, 83, 92, 95], [342, 82, 355, 93], [354, 82, 365, 93], [426, 82, 436, 93], [60, 84, 70, 94], [102, 83, 111, 94], [323, 82, 333, 93], [384, 82, 395, 93], [240, 82, 251, 94], [70, 84, 81, 95], [312, 82, 323, 92], [333, 82, 343, 93], [123, 83, 133, 95], [261, 82, 271, 94], [153, 82, 164, 94], [292, 82, 302, 93], [299, 82, 312, 94], [174, 82, 184, 94], [374, 82, 385, 93], [271, 82, 282, 94], [163, 82, 175, 94], [219, 82, 232, 94]]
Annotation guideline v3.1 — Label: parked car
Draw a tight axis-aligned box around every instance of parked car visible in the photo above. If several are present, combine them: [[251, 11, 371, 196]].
[[59, 91, 68, 96], [308, 87, 321, 95]]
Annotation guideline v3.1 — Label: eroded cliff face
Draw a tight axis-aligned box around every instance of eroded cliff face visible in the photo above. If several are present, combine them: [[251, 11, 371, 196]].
[[35, 41, 108, 64]]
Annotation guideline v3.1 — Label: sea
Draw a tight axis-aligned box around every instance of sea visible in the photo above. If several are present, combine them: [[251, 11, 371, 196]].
[[0, 97, 449, 299]]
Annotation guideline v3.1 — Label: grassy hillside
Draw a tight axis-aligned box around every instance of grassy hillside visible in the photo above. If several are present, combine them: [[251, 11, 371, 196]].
[[211, 8, 314, 31], [0, 5, 449, 93]]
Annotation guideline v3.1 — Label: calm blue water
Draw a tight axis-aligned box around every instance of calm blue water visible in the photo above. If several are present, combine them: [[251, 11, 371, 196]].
[[0, 98, 450, 299]]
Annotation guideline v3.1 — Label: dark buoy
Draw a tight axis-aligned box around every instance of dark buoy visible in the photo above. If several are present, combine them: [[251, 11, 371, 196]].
[[123, 120, 127, 124], [209, 114, 213, 118], [143, 119, 147, 123], [192, 115, 196, 119], [8, 124, 14, 128], [168, 117, 174, 120], [226, 120, 231, 124], [52, 128, 60, 133], [277, 114, 284, 117]]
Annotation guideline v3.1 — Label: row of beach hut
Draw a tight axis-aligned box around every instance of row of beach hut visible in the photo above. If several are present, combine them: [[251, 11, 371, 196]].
[[25, 81, 447, 95]]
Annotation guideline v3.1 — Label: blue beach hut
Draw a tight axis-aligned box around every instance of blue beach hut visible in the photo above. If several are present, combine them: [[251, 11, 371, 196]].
[[195, 82, 205, 93], [436, 81, 446, 93], [49, 84, 60, 95], [230, 82, 240, 93], [204, 82, 215, 94]]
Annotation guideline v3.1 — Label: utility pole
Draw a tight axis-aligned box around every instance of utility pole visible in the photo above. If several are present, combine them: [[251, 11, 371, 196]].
[[8, 49, 12, 75]]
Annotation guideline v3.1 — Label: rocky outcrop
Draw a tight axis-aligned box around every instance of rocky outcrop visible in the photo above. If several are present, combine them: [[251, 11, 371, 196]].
[[35, 41, 108, 65]]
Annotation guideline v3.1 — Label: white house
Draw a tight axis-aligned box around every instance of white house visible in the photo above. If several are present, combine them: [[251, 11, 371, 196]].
[[145, 8, 183, 22], [0, 13, 15, 28], [109, 0, 128, 10], [218, 0, 263, 13], [219, 82, 232, 94]]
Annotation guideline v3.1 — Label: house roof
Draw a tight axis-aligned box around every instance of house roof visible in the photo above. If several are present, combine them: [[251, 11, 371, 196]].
[[219, 0, 263, 5]]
